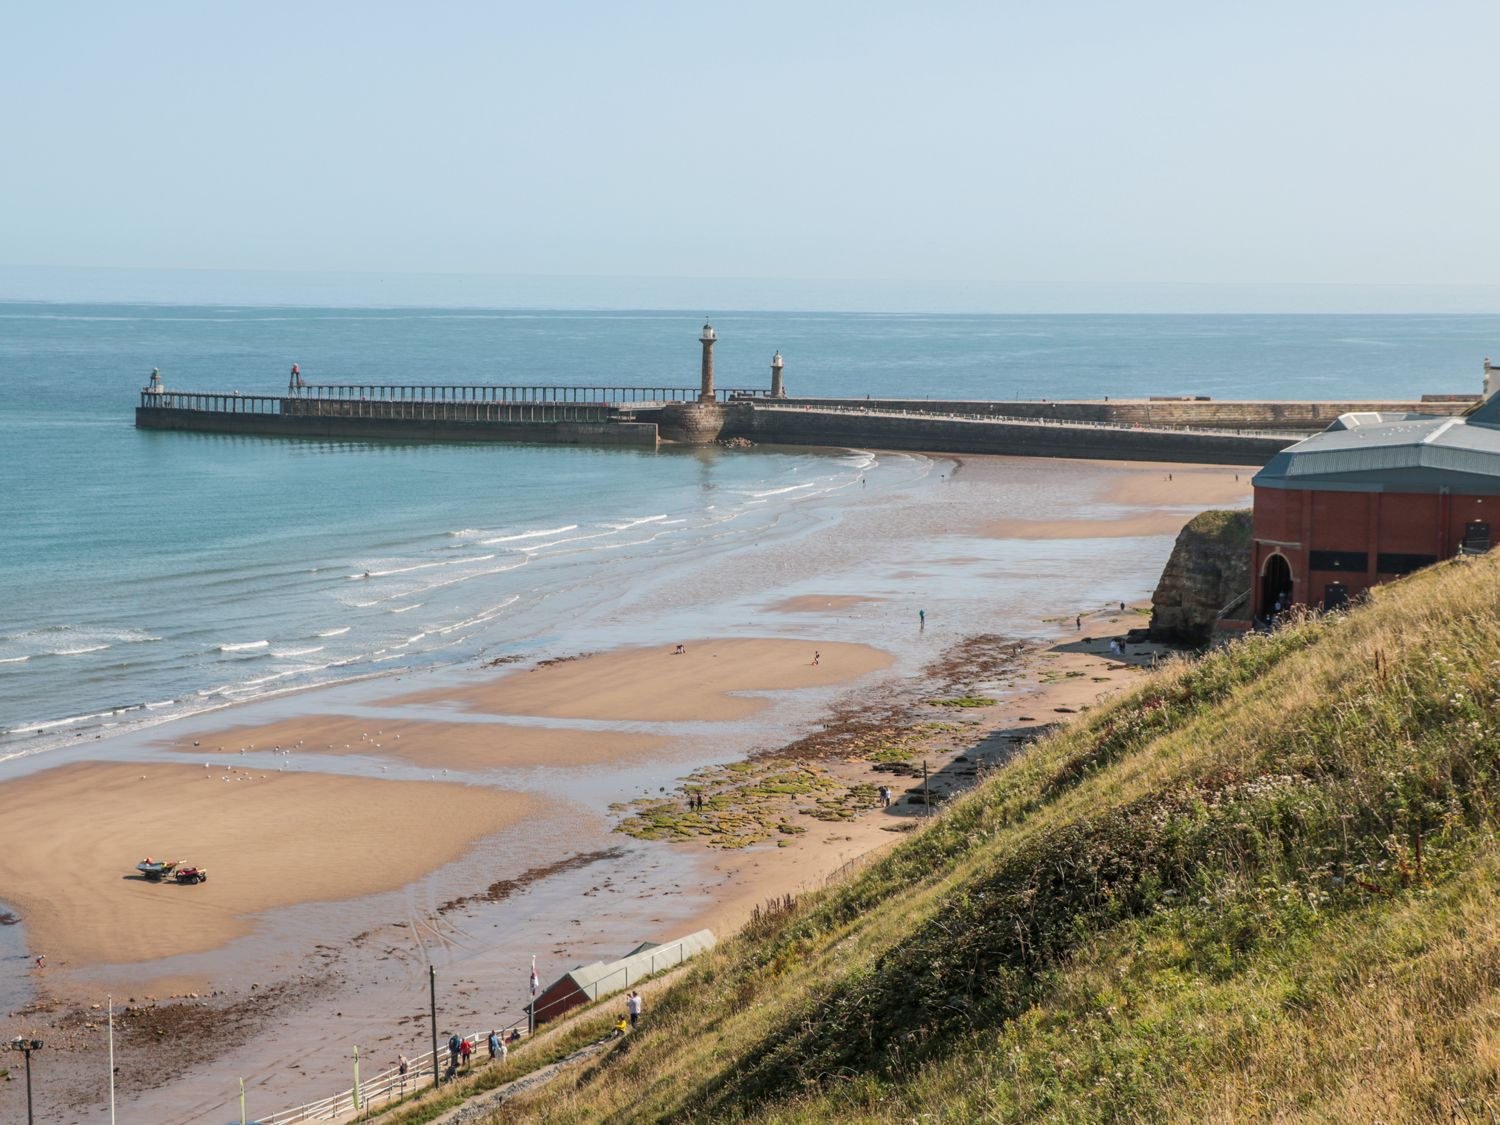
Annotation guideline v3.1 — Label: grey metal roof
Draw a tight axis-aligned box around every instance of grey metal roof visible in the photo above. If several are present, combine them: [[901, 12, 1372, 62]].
[[1254, 395, 1500, 495], [553, 928, 717, 994]]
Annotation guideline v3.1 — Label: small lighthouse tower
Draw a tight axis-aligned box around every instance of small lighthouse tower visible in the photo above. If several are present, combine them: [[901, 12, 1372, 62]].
[[770, 351, 785, 398], [145, 367, 164, 394], [699, 321, 717, 402]]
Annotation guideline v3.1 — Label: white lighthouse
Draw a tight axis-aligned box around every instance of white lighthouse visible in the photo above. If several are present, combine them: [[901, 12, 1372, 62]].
[[770, 351, 785, 398]]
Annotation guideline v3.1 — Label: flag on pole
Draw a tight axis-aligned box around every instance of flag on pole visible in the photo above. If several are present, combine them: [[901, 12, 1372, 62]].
[[529, 955, 539, 997]]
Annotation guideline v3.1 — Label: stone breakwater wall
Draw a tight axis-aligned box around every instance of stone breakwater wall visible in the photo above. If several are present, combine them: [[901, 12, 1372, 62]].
[[728, 408, 1290, 466], [135, 406, 660, 447], [780, 398, 1469, 433]]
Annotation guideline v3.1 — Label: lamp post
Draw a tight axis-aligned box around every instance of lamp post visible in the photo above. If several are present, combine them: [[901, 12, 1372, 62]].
[[7, 1036, 43, 1125]]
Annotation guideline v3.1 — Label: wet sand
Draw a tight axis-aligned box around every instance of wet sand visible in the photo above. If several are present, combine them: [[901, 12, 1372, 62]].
[[165, 715, 681, 772], [1101, 462, 1253, 507], [764, 594, 885, 614], [0, 762, 532, 965], [398, 637, 894, 722], [986, 461, 1251, 539], [985, 512, 1208, 539]]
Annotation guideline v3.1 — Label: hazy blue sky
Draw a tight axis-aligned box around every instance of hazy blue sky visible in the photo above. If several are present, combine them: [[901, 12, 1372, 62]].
[[4, 1, 1498, 309]]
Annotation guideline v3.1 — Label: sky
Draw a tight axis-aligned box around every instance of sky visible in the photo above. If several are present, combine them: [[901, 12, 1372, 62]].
[[4, 1, 1499, 310]]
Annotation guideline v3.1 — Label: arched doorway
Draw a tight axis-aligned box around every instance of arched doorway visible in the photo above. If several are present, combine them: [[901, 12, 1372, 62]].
[[1261, 554, 1293, 618]]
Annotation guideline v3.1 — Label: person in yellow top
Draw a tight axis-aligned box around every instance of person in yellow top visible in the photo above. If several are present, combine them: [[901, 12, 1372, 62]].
[[613, 1014, 629, 1038]]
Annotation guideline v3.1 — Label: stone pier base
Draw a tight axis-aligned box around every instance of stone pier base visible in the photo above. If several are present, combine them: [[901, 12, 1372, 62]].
[[655, 401, 727, 444]]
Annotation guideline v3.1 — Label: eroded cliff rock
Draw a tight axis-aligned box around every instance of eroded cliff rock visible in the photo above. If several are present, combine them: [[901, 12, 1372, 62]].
[[1149, 509, 1252, 645]]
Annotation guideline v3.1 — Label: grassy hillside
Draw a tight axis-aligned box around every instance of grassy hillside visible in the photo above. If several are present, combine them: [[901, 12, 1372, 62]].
[[488, 553, 1500, 1123]]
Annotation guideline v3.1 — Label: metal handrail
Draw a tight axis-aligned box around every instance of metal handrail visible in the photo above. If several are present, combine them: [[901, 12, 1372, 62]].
[[256, 935, 705, 1124], [140, 386, 772, 411], [138, 391, 282, 414], [290, 385, 770, 404]]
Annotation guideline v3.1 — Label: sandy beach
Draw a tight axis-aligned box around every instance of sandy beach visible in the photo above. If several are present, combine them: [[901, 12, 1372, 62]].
[[607, 603, 1175, 951], [0, 762, 532, 965], [985, 461, 1250, 539], [398, 637, 895, 722], [165, 715, 683, 772], [0, 452, 1242, 1124], [1101, 463, 1253, 507]]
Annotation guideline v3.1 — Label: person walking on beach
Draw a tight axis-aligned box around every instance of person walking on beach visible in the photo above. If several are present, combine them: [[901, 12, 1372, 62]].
[[879, 784, 892, 808], [811, 650, 821, 666], [1075, 615, 1082, 631], [627, 990, 643, 1029], [919, 608, 926, 628]]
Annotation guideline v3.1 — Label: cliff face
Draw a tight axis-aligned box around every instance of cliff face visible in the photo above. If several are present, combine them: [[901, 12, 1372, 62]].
[[1149, 508, 1252, 644]]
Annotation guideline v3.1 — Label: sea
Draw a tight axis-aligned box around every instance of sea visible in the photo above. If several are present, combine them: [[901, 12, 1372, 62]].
[[3, 305, 1497, 759]]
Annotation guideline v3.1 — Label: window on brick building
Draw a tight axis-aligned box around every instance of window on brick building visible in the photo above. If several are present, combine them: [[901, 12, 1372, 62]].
[[1322, 582, 1349, 611], [1309, 550, 1368, 572], [1376, 553, 1438, 575]]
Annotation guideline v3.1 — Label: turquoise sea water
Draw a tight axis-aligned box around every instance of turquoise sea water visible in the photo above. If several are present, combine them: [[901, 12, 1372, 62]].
[[3, 305, 1498, 752]]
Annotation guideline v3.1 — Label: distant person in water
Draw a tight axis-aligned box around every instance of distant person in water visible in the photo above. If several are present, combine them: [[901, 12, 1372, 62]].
[[919, 608, 926, 628], [1075, 615, 1082, 630]]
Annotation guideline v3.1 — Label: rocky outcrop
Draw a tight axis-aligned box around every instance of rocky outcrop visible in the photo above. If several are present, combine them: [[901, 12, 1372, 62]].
[[1149, 509, 1252, 645]]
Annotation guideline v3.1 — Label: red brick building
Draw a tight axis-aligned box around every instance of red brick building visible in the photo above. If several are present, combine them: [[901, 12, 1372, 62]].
[[1251, 399, 1500, 620]]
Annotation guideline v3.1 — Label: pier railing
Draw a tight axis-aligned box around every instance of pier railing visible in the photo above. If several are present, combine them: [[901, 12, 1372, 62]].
[[287, 398, 627, 424], [141, 385, 774, 413], [139, 390, 283, 414], [291, 384, 771, 404]]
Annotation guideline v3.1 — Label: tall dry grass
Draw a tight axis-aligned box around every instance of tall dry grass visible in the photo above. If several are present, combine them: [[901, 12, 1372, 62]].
[[476, 554, 1500, 1123]]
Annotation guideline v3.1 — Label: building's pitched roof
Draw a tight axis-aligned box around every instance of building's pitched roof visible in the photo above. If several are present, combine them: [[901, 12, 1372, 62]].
[[1253, 394, 1500, 495]]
